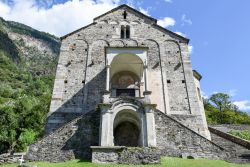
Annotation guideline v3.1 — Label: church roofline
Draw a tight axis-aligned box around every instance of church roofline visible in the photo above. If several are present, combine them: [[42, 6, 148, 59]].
[[152, 24, 189, 43], [60, 22, 96, 40], [60, 4, 190, 43], [93, 4, 157, 23]]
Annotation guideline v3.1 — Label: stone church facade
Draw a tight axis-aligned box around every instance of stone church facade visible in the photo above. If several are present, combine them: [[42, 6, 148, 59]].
[[47, 4, 210, 141], [28, 5, 250, 164]]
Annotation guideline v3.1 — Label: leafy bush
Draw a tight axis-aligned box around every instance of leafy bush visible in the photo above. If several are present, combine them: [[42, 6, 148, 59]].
[[18, 129, 37, 150], [228, 130, 250, 141]]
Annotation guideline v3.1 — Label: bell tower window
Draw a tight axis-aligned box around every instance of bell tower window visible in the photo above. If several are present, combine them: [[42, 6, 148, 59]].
[[121, 25, 125, 38], [126, 25, 130, 38], [121, 25, 130, 39]]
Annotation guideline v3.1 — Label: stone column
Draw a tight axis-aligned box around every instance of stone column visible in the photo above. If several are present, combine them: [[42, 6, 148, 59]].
[[144, 104, 157, 147], [143, 65, 149, 92], [143, 65, 151, 103], [106, 65, 110, 92], [99, 104, 113, 146]]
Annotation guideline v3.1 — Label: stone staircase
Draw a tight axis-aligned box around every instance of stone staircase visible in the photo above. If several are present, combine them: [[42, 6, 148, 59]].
[[232, 151, 250, 164], [27, 109, 100, 162], [26, 108, 250, 164], [209, 126, 250, 164]]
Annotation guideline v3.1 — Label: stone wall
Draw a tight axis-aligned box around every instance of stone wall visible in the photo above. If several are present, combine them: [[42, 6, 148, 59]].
[[27, 110, 100, 162], [210, 124, 250, 133], [162, 41, 189, 114], [91, 146, 160, 164], [209, 127, 250, 151], [170, 114, 210, 139], [154, 110, 229, 160], [209, 127, 250, 163], [28, 107, 250, 163]]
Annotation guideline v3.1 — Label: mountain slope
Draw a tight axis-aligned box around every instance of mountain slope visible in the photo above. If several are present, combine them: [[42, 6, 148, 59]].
[[0, 17, 60, 153], [0, 17, 60, 75]]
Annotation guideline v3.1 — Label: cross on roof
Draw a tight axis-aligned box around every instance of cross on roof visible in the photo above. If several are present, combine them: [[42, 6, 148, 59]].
[[123, 11, 127, 19]]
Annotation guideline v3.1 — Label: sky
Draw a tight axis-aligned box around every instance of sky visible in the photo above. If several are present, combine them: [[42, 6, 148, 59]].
[[0, 0, 249, 112]]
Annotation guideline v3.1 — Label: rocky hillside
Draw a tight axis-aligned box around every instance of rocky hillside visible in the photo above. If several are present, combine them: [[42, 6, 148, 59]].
[[0, 17, 60, 75], [0, 17, 60, 153]]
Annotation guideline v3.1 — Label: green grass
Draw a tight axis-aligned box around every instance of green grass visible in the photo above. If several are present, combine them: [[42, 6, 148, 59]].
[[1, 157, 250, 167]]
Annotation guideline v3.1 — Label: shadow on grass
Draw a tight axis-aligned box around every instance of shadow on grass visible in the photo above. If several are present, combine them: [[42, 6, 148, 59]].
[[77, 159, 91, 163]]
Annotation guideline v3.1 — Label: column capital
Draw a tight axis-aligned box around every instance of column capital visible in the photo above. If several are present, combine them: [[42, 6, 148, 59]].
[[98, 103, 112, 113], [143, 103, 157, 113]]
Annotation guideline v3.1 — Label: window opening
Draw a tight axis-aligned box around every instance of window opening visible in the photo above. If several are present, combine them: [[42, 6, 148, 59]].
[[121, 25, 130, 39], [121, 25, 125, 38], [126, 25, 130, 38], [123, 11, 127, 19]]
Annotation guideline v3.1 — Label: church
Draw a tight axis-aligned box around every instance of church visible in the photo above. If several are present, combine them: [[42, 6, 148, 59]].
[[27, 4, 248, 164]]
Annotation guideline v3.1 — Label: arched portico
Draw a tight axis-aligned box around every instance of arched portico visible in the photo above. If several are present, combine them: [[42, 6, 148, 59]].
[[99, 99, 156, 147], [105, 48, 150, 99]]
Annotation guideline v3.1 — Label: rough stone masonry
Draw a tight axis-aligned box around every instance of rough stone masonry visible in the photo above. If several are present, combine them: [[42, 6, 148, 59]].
[[27, 4, 250, 164]]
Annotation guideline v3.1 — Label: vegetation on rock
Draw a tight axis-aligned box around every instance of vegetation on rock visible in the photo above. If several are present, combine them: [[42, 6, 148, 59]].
[[0, 17, 60, 154], [229, 130, 250, 141]]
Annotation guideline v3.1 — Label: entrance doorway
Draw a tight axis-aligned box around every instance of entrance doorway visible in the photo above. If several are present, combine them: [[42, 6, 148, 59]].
[[113, 109, 141, 147], [114, 121, 139, 146]]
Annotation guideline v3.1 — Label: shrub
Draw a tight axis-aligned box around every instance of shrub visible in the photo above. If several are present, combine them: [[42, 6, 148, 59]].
[[228, 130, 250, 141]]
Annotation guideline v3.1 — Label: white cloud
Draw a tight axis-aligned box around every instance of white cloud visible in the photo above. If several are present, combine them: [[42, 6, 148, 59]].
[[0, 1, 10, 13], [188, 45, 193, 54], [229, 89, 237, 97], [0, 0, 121, 36], [201, 91, 208, 99], [164, 0, 172, 3], [139, 7, 150, 16], [233, 100, 250, 112], [181, 14, 192, 26], [157, 17, 175, 28]]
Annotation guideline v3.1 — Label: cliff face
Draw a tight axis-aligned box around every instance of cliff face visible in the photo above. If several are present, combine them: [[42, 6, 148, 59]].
[[0, 17, 60, 75]]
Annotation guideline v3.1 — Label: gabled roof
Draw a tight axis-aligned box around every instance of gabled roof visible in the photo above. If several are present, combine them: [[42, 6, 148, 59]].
[[93, 4, 157, 23], [60, 23, 96, 40], [61, 4, 189, 43]]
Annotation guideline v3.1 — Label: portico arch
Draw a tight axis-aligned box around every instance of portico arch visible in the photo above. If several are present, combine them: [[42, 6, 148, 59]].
[[109, 52, 144, 97], [113, 109, 141, 146], [99, 100, 157, 147], [105, 48, 150, 98]]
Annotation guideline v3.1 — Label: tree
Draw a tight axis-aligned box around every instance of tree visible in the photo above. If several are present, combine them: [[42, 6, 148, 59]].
[[205, 93, 250, 125], [209, 93, 231, 111], [0, 106, 18, 153]]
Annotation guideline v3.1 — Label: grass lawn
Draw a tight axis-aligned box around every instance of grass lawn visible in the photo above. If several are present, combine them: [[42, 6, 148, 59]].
[[1, 157, 250, 167]]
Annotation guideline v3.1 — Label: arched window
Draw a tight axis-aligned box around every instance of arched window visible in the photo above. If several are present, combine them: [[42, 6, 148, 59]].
[[120, 25, 130, 39], [121, 25, 125, 39], [126, 25, 130, 38]]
